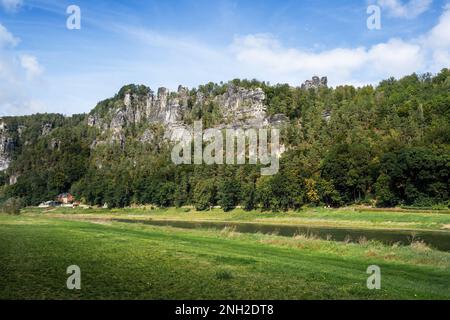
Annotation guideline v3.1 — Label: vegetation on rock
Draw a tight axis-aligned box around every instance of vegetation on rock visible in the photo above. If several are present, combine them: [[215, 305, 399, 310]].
[[0, 70, 449, 210]]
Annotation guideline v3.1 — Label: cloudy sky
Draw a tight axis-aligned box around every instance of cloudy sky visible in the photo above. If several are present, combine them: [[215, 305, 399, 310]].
[[0, 0, 449, 116]]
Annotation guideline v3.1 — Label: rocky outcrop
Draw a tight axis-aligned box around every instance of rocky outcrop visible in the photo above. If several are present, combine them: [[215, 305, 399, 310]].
[[87, 80, 297, 146], [88, 85, 191, 145], [50, 139, 61, 150], [322, 110, 332, 122], [148, 86, 189, 125], [139, 129, 155, 144], [0, 121, 15, 171], [41, 123, 53, 136], [301, 76, 328, 90], [214, 85, 268, 129], [87, 114, 101, 128], [9, 173, 19, 185], [0, 118, 60, 171]]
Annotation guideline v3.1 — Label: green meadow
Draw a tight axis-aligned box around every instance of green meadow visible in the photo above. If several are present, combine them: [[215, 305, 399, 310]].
[[0, 208, 449, 300]]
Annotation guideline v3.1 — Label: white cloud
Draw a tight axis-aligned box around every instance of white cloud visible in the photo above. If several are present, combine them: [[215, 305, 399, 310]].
[[20, 54, 43, 79], [0, 23, 19, 47], [367, 39, 424, 77], [421, 3, 450, 70], [231, 35, 424, 86], [425, 3, 450, 48], [0, 100, 48, 117], [0, 0, 23, 13], [28, 4, 447, 117], [376, 0, 432, 19], [0, 23, 46, 115], [232, 34, 367, 79], [230, 4, 450, 87], [122, 4, 448, 90]]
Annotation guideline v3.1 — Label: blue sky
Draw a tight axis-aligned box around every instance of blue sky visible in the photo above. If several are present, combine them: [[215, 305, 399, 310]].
[[0, 0, 449, 115]]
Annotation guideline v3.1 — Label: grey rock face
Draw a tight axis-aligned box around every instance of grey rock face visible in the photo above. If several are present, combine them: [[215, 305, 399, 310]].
[[0, 138, 14, 171], [89, 86, 189, 144], [214, 85, 267, 129], [9, 174, 19, 185], [148, 87, 188, 125], [87, 114, 98, 127], [1, 119, 61, 171], [50, 139, 61, 150], [88, 83, 289, 146], [41, 123, 53, 136], [88, 86, 184, 146], [17, 125, 26, 138], [322, 110, 332, 122], [0, 157, 11, 172], [0, 121, 15, 171], [301, 76, 328, 90], [139, 129, 155, 144]]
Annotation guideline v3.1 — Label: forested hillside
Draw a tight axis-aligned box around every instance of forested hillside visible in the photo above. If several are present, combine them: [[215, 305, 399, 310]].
[[1, 70, 449, 210]]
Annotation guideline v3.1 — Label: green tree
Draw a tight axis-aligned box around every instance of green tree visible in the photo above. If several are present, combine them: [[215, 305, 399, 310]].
[[193, 179, 216, 211], [217, 179, 240, 212]]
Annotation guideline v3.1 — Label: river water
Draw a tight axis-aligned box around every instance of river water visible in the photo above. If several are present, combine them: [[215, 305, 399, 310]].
[[114, 218, 450, 252]]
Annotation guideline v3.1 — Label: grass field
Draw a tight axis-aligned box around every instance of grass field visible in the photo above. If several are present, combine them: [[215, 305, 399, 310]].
[[0, 212, 449, 300]]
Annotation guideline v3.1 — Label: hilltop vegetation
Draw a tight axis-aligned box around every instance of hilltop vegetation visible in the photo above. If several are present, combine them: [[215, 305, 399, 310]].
[[0, 70, 449, 210]]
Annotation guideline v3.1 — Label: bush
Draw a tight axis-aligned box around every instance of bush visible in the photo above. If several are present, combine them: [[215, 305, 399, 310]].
[[1, 197, 24, 215]]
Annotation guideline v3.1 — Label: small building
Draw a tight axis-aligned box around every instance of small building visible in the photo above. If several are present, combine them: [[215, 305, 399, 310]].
[[56, 193, 74, 204], [39, 201, 60, 208]]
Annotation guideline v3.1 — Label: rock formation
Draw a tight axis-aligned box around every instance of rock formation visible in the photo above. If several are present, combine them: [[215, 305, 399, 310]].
[[214, 85, 268, 129], [2, 77, 329, 171], [0, 121, 14, 171], [41, 123, 53, 136], [301, 76, 328, 90], [87, 82, 289, 145]]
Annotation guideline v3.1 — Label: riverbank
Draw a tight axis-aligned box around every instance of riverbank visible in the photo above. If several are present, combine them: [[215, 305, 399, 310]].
[[23, 206, 450, 231]]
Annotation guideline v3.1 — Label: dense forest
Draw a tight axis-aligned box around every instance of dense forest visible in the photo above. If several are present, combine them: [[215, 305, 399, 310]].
[[1, 69, 449, 211]]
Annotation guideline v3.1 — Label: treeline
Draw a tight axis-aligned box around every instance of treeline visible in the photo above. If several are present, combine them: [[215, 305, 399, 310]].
[[1, 114, 90, 205], [1, 70, 449, 210], [69, 144, 448, 211]]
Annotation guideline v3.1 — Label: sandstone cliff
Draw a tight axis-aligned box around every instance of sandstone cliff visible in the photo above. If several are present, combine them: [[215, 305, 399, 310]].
[[0, 121, 14, 171], [1, 76, 333, 172], [87, 82, 288, 147]]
